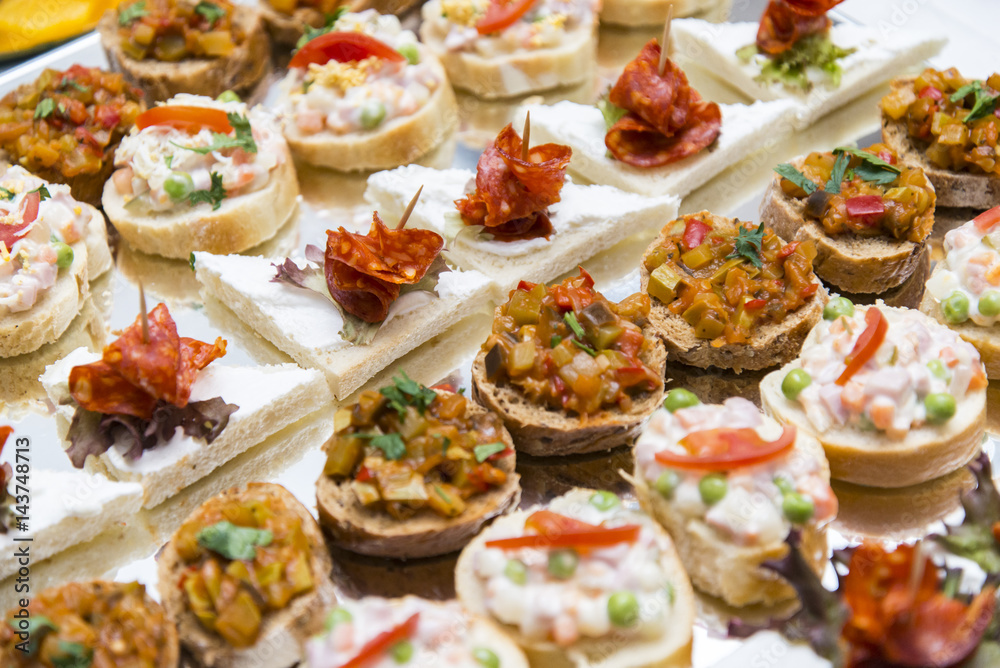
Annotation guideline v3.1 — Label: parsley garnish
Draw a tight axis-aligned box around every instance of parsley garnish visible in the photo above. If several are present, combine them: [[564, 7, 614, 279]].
[[296, 7, 349, 49], [51, 641, 91, 668], [174, 113, 257, 155], [824, 152, 849, 195], [118, 0, 148, 25], [597, 91, 627, 131], [34, 98, 55, 119], [59, 78, 89, 93], [774, 163, 817, 194], [353, 432, 407, 460], [726, 222, 765, 269], [949, 80, 1000, 123], [197, 521, 273, 560], [188, 172, 226, 210], [833, 146, 900, 186], [379, 370, 437, 419], [195, 1, 226, 27], [474, 442, 507, 463], [31, 185, 51, 201], [164, 154, 173, 169], [0, 187, 14, 201]]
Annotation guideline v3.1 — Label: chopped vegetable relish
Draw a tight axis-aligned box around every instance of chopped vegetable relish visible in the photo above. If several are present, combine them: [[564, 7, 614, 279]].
[[117, 0, 241, 62]]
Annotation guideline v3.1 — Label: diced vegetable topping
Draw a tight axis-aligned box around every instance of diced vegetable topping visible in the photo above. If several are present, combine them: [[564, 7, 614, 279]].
[[118, 0, 239, 62]]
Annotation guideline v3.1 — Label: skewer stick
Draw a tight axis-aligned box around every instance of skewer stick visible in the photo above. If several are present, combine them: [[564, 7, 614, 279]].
[[906, 541, 928, 603], [522, 111, 531, 161], [396, 185, 423, 230], [658, 6, 674, 76], [138, 282, 150, 344]]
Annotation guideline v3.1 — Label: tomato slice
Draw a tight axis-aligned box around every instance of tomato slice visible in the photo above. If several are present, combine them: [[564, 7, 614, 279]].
[[477, 0, 536, 35], [338, 613, 419, 668], [135, 106, 233, 135], [290, 31, 406, 69], [655, 425, 796, 471], [0, 195, 35, 250], [973, 204, 1000, 232], [845, 195, 886, 219], [484, 510, 641, 550], [682, 218, 710, 250], [835, 307, 887, 386]]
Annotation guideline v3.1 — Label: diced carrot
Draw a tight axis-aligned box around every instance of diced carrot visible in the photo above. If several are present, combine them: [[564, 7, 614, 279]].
[[969, 367, 988, 391], [841, 382, 865, 414], [870, 402, 895, 431], [986, 263, 1000, 286], [941, 348, 960, 368]]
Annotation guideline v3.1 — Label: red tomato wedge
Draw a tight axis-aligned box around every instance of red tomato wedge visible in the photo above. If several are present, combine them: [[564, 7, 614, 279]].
[[485, 510, 641, 550], [973, 204, 1000, 232], [655, 425, 796, 471], [682, 218, 710, 250], [836, 307, 887, 386], [135, 106, 233, 134], [477, 0, 536, 34], [338, 613, 419, 668], [845, 195, 886, 220], [290, 31, 405, 69], [0, 193, 35, 250]]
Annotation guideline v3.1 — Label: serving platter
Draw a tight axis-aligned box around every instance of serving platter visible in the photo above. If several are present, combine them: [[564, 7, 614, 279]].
[[0, 1, 995, 666]]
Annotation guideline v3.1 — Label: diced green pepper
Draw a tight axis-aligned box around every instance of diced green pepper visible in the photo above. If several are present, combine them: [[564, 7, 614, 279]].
[[648, 263, 681, 304], [507, 289, 540, 325]]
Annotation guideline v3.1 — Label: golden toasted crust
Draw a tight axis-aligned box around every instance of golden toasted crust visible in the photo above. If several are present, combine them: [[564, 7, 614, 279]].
[[599, 0, 705, 26], [837, 244, 930, 310]]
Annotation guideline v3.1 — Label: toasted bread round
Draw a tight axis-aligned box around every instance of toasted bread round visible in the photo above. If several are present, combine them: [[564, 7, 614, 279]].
[[103, 156, 298, 259], [98, 4, 272, 103], [919, 266, 1000, 379], [760, 306, 987, 488], [471, 313, 667, 457], [599, 0, 704, 27], [283, 54, 459, 171], [158, 482, 336, 668], [82, 203, 113, 280], [760, 166, 930, 294], [882, 78, 1000, 210], [836, 243, 929, 310], [455, 488, 695, 668], [419, 4, 596, 99], [640, 212, 827, 373], [631, 423, 831, 606], [664, 363, 770, 407], [258, 2, 326, 47]]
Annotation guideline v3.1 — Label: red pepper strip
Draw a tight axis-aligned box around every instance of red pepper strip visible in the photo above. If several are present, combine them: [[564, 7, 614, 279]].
[[682, 219, 710, 250], [799, 283, 819, 299], [476, 0, 536, 34], [836, 307, 887, 386], [918, 85, 944, 100], [777, 241, 800, 258], [845, 195, 886, 218], [290, 31, 406, 69], [655, 425, 796, 471], [486, 510, 641, 550], [877, 150, 896, 165], [973, 205, 1000, 232], [745, 299, 767, 310], [338, 613, 420, 668], [135, 105, 233, 134], [516, 280, 537, 292]]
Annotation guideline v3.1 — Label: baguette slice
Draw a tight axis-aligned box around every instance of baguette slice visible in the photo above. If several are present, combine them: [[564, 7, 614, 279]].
[[0, 470, 143, 580], [419, 2, 596, 99], [670, 19, 946, 129], [158, 482, 336, 668], [41, 347, 332, 508], [525, 99, 799, 197], [258, 2, 326, 47], [365, 165, 680, 292], [98, 4, 272, 103], [317, 390, 520, 558], [455, 488, 695, 668], [283, 52, 459, 171], [760, 159, 930, 294], [195, 251, 500, 399], [641, 212, 827, 372], [600, 0, 711, 27], [837, 243, 929, 310], [760, 305, 987, 488]]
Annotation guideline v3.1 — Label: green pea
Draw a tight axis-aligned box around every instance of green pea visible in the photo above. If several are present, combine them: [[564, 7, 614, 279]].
[[781, 368, 812, 400], [52, 242, 73, 269], [547, 549, 579, 580], [473, 648, 500, 668], [504, 559, 527, 585], [360, 99, 386, 130], [663, 388, 700, 412], [823, 296, 854, 320], [942, 291, 970, 324], [925, 392, 956, 424], [927, 359, 949, 380], [655, 470, 681, 499], [698, 473, 727, 505], [980, 291, 1000, 317], [391, 640, 414, 664], [607, 591, 640, 628], [164, 171, 194, 201], [397, 42, 420, 64], [216, 90, 241, 103], [589, 490, 620, 511], [782, 492, 815, 524], [324, 606, 352, 630]]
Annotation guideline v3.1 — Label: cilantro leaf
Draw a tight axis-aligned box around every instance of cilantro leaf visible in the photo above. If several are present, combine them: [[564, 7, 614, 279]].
[[34, 98, 55, 119], [0, 187, 14, 201], [60, 78, 89, 93], [197, 521, 273, 560], [949, 80, 1000, 122], [352, 432, 407, 460], [379, 370, 437, 419], [195, 1, 226, 27], [188, 172, 226, 210], [597, 92, 627, 131], [118, 0, 148, 25], [726, 222, 766, 269], [950, 82, 979, 103], [824, 152, 849, 195], [833, 147, 900, 186], [474, 442, 507, 463], [296, 7, 349, 49], [31, 185, 51, 201], [774, 163, 817, 194], [174, 113, 257, 155]]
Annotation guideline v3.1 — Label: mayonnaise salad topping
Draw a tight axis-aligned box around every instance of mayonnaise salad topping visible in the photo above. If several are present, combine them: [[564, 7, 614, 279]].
[[0, 166, 90, 315], [473, 492, 675, 647], [280, 11, 440, 136], [786, 303, 985, 439], [926, 211, 1000, 328], [635, 397, 836, 548], [306, 597, 509, 668], [113, 95, 285, 213], [425, 0, 596, 56]]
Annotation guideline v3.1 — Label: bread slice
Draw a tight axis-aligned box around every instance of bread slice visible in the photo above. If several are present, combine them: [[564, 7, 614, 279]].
[[882, 83, 1000, 210], [837, 243, 929, 310], [759, 166, 928, 294], [365, 165, 680, 292], [669, 19, 946, 129], [600, 0, 710, 27], [41, 347, 333, 508], [760, 306, 987, 488], [98, 4, 272, 103], [283, 53, 459, 171], [194, 251, 500, 399], [455, 488, 695, 668], [81, 203, 113, 280], [157, 482, 336, 668], [524, 99, 800, 197], [317, 393, 520, 559], [640, 213, 827, 372], [665, 363, 770, 407], [258, 2, 326, 47], [419, 3, 596, 99]]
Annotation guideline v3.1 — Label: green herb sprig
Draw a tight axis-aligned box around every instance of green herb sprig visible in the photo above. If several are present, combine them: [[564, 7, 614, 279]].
[[726, 222, 766, 269]]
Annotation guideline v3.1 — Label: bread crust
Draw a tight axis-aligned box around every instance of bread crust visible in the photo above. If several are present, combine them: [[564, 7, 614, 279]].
[[258, 2, 326, 47], [760, 165, 929, 293], [158, 482, 336, 668], [837, 243, 929, 310], [640, 212, 827, 372], [283, 54, 459, 171], [103, 156, 299, 259], [315, 393, 522, 559], [599, 0, 701, 27], [98, 5, 272, 103]]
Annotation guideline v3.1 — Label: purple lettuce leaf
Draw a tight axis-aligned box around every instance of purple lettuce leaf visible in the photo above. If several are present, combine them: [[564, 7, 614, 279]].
[[932, 452, 1000, 575]]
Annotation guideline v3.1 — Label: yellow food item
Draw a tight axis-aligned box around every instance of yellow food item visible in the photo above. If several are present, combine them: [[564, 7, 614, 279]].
[[0, 0, 121, 55]]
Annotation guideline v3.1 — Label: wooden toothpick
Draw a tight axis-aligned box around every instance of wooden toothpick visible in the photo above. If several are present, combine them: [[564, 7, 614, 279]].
[[658, 6, 674, 76], [138, 281, 150, 344], [522, 111, 531, 161], [396, 185, 423, 230]]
